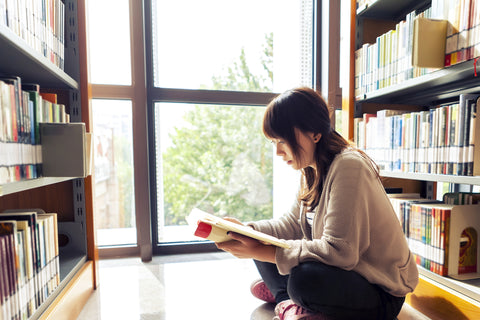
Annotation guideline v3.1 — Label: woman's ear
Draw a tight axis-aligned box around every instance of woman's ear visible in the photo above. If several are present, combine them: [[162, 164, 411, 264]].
[[313, 133, 322, 143]]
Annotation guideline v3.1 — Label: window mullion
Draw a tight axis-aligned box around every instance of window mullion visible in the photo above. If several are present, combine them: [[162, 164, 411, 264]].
[[91, 84, 135, 99], [150, 88, 278, 106]]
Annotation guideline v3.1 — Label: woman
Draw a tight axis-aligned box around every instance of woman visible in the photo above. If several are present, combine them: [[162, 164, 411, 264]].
[[216, 87, 418, 320]]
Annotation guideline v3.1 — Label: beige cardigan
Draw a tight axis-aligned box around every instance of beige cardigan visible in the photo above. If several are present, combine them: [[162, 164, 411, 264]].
[[249, 150, 418, 297]]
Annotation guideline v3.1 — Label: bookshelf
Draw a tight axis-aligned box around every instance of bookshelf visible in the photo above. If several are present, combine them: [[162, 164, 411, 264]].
[[344, 0, 480, 318], [0, 1, 96, 319]]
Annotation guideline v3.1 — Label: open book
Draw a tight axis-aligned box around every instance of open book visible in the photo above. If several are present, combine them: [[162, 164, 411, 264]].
[[187, 208, 290, 249]]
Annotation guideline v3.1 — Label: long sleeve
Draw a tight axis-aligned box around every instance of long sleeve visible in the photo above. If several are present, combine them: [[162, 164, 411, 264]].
[[250, 150, 418, 297]]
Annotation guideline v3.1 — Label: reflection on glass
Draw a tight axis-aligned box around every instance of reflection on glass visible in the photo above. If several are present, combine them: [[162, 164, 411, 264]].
[[87, 0, 132, 85], [152, 0, 313, 92], [92, 99, 136, 246], [155, 103, 273, 243]]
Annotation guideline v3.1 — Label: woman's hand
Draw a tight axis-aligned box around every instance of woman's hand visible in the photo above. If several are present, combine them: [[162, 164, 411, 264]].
[[215, 232, 277, 264]]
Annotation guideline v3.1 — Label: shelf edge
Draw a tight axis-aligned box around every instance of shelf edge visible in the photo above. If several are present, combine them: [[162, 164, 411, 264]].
[[0, 177, 77, 196], [380, 171, 480, 185]]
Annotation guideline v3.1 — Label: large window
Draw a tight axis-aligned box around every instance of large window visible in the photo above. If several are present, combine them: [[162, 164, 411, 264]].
[[86, 0, 318, 258], [150, 0, 315, 249]]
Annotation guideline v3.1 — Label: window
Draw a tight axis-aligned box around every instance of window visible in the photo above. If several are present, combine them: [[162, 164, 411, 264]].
[[87, 0, 137, 250], [86, 0, 318, 258], [88, 0, 131, 85], [152, 0, 313, 92], [92, 99, 136, 246], [150, 0, 315, 249], [155, 103, 273, 243]]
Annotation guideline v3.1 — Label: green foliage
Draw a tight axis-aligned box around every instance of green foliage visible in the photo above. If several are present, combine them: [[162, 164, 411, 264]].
[[210, 33, 273, 92], [162, 33, 274, 225]]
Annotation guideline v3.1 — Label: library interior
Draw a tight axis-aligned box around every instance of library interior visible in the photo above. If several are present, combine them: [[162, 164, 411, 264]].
[[2, 0, 480, 319]]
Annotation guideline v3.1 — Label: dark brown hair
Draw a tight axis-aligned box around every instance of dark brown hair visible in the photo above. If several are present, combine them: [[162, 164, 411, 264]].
[[263, 87, 377, 208]]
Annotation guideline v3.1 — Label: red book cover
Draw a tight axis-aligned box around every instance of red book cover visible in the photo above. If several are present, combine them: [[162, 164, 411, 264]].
[[39, 93, 57, 104], [445, 54, 451, 67], [194, 221, 213, 239]]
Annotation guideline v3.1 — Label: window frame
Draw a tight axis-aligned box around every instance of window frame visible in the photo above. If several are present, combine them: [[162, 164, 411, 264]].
[[91, 0, 326, 261], [144, 0, 322, 256]]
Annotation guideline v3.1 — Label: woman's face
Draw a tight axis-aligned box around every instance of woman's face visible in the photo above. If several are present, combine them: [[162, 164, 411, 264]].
[[271, 128, 321, 170]]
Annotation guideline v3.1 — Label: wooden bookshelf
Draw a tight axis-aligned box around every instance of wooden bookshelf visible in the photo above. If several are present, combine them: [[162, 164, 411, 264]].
[[0, 0, 96, 319], [344, 0, 480, 318]]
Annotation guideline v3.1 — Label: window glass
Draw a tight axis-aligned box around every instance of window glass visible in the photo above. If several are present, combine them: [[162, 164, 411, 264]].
[[88, 0, 132, 85], [152, 0, 313, 92], [92, 99, 136, 246], [155, 103, 273, 243]]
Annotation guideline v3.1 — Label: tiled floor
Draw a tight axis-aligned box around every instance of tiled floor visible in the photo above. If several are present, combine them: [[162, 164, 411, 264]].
[[77, 252, 430, 320], [77, 252, 271, 320]]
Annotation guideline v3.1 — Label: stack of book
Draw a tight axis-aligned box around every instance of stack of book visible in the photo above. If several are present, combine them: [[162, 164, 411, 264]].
[[354, 0, 480, 98], [354, 8, 433, 98], [0, 75, 70, 184], [354, 94, 480, 176], [0, 209, 60, 320]]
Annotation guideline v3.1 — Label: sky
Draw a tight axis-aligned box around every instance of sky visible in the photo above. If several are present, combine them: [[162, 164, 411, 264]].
[[87, 0, 304, 91]]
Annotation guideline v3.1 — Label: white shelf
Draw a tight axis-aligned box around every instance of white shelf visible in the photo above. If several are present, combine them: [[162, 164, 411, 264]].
[[0, 177, 76, 196], [380, 170, 480, 185]]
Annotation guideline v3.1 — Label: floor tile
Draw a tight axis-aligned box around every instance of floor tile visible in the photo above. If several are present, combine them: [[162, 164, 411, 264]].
[[77, 252, 271, 320]]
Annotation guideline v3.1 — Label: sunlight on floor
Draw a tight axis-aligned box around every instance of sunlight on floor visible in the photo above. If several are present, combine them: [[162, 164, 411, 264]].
[[77, 252, 269, 320], [77, 252, 429, 320]]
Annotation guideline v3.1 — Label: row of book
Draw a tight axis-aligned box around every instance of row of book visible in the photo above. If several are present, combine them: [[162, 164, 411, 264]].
[[389, 192, 479, 277], [354, 7, 433, 98], [0, 209, 59, 320], [436, 0, 480, 66], [355, 0, 480, 98], [0, 75, 70, 185], [354, 94, 480, 176], [0, 0, 65, 70]]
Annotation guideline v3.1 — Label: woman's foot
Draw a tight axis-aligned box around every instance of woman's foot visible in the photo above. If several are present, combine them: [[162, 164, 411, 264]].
[[273, 299, 328, 320], [250, 279, 276, 303]]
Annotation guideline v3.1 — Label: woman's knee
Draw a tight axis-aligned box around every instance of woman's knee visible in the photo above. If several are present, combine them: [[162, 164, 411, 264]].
[[288, 261, 338, 290], [287, 262, 333, 308]]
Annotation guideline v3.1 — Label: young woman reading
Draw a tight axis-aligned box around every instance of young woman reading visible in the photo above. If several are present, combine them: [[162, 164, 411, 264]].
[[215, 87, 418, 320]]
